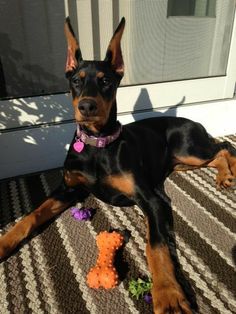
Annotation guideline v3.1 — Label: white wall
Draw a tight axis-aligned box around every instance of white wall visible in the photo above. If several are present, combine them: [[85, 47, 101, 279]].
[[0, 93, 235, 180]]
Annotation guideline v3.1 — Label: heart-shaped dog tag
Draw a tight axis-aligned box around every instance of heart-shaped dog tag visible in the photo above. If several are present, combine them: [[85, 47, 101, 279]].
[[73, 140, 85, 153]]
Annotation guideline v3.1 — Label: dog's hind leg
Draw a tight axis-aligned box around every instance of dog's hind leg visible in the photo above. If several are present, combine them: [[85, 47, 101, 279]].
[[214, 141, 236, 177], [174, 140, 236, 188], [207, 152, 235, 188], [175, 153, 234, 188]]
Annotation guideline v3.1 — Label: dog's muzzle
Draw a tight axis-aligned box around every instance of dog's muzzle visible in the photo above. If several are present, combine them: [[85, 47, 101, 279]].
[[78, 99, 98, 117]]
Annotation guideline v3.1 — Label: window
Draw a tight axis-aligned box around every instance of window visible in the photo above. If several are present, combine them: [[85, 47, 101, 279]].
[[167, 0, 216, 17], [0, 0, 67, 99], [0, 0, 234, 99]]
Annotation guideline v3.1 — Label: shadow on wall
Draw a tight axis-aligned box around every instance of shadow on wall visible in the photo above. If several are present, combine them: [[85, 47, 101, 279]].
[[0, 88, 75, 178], [132, 87, 186, 120], [0, 94, 74, 130], [0, 122, 75, 178]]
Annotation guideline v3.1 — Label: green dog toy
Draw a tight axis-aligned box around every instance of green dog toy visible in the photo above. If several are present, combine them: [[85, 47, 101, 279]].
[[128, 278, 152, 303]]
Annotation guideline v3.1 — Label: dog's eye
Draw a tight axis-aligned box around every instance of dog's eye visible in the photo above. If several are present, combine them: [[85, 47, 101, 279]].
[[73, 78, 81, 85], [101, 77, 110, 87]]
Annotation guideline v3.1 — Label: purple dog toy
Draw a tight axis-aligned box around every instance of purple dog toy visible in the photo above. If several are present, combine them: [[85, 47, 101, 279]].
[[144, 294, 152, 304], [71, 207, 93, 221]]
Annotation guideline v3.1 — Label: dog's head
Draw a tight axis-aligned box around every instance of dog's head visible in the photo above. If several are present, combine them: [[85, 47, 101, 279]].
[[65, 17, 125, 133]]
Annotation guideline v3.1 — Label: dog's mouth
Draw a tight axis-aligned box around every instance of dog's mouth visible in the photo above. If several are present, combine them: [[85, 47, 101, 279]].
[[75, 115, 107, 133], [75, 115, 101, 123]]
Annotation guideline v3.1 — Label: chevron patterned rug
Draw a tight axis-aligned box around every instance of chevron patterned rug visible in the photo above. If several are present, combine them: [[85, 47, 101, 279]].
[[0, 134, 236, 314]]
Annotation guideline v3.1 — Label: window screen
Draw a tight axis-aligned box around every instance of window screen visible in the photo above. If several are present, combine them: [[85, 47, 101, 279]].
[[0, 0, 235, 98], [167, 0, 216, 17]]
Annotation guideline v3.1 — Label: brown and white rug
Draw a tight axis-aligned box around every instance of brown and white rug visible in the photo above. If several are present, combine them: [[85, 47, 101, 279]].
[[0, 134, 236, 314]]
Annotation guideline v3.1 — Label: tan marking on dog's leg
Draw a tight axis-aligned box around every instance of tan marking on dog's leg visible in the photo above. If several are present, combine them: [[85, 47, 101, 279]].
[[175, 153, 235, 188], [174, 155, 210, 172], [146, 221, 192, 314], [207, 152, 234, 188], [105, 173, 135, 196], [174, 164, 201, 171], [175, 156, 209, 167], [0, 198, 69, 259], [217, 149, 236, 178]]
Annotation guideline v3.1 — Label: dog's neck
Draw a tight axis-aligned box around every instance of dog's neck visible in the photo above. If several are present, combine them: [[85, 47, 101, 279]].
[[76, 101, 121, 148]]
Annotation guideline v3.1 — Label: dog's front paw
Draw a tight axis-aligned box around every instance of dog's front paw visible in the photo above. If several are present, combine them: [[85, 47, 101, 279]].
[[0, 236, 11, 261], [152, 283, 192, 314]]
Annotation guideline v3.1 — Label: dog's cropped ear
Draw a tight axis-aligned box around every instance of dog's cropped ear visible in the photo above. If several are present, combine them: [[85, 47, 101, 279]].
[[104, 17, 125, 77], [64, 17, 82, 74]]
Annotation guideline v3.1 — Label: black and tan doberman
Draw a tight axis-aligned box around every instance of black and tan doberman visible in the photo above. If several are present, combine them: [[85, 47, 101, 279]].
[[1, 17, 236, 314]]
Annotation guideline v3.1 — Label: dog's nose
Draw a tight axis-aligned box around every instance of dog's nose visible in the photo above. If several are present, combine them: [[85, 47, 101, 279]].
[[78, 99, 97, 117]]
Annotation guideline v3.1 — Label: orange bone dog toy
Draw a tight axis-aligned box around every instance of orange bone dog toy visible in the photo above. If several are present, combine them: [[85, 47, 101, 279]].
[[87, 231, 124, 289]]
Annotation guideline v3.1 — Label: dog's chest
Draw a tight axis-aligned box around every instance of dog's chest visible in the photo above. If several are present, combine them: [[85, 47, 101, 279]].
[[64, 165, 135, 196]]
